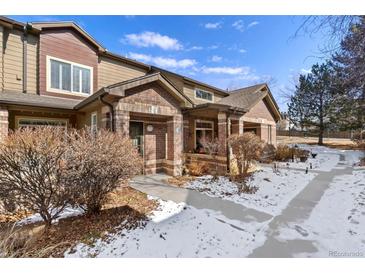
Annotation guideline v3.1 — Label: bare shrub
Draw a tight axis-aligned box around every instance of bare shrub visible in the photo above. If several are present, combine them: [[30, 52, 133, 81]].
[[200, 137, 224, 178], [228, 133, 264, 193], [260, 144, 277, 163], [65, 129, 143, 214], [188, 162, 209, 176], [275, 145, 309, 162], [0, 127, 71, 226]]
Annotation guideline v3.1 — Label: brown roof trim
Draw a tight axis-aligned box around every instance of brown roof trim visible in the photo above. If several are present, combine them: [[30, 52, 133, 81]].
[[31, 21, 106, 51], [75, 72, 194, 110], [185, 102, 247, 114], [101, 51, 151, 71], [0, 16, 40, 34], [151, 66, 229, 96]]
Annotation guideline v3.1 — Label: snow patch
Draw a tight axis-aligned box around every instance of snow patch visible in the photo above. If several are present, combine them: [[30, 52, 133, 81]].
[[65, 197, 269, 258], [187, 167, 316, 216]]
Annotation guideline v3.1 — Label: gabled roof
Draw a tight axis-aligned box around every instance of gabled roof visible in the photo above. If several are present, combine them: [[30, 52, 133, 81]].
[[0, 91, 81, 110], [31, 21, 106, 51], [218, 83, 281, 121], [75, 72, 193, 110]]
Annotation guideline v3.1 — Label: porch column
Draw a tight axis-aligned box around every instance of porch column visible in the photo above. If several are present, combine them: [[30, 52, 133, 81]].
[[0, 106, 9, 143], [239, 117, 244, 135], [114, 110, 129, 136], [218, 111, 228, 156], [166, 114, 183, 176]]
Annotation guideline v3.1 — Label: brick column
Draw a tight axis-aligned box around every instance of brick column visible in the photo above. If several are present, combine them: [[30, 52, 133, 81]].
[[114, 110, 129, 136], [218, 111, 228, 156], [0, 107, 9, 143], [166, 115, 183, 176]]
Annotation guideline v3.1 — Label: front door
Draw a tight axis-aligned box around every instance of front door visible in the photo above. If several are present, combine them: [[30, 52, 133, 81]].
[[129, 122, 144, 157]]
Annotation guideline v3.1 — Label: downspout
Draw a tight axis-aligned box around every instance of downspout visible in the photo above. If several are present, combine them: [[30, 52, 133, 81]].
[[99, 91, 115, 132]]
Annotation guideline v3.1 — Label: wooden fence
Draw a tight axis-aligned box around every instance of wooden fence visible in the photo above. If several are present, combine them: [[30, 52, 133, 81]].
[[277, 129, 361, 139]]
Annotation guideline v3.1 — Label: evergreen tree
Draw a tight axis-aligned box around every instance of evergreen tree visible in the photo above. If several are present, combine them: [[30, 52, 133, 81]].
[[288, 62, 342, 145]]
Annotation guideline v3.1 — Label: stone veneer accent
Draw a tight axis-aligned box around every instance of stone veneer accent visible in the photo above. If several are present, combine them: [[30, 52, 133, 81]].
[[0, 107, 9, 142]]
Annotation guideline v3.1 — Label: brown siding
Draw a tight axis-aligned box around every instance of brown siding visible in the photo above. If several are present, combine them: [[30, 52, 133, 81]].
[[243, 98, 276, 122], [161, 72, 184, 92], [98, 56, 147, 88], [39, 28, 98, 99]]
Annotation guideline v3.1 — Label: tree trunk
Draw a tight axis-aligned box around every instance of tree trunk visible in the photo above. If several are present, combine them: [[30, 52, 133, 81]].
[[318, 128, 324, 145]]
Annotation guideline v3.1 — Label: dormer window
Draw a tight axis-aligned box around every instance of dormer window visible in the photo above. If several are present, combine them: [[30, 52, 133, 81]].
[[47, 56, 92, 95], [195, 88, 213, 101]]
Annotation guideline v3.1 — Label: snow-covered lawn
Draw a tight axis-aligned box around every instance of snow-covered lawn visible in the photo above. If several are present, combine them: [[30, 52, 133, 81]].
[[186, 168, 316, 216], [65, 196, 269, 258], [277, 170, 365, 257]]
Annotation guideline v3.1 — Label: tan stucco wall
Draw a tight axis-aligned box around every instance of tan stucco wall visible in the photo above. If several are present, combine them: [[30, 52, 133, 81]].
[[243, 98, 276, 124], [97, 56, 147, 89]]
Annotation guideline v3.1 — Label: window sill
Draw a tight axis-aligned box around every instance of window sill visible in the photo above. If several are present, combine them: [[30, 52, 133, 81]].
[[47, 88, 91, 97]]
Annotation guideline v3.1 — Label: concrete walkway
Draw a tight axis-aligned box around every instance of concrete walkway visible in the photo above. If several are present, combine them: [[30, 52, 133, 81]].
[[130, 174, 272, 224], [248, 153, 354, 257], [130, 153, 357, 257]]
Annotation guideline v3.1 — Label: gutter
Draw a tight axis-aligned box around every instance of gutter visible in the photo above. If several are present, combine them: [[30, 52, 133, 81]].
[[99, 91, 115, 132]]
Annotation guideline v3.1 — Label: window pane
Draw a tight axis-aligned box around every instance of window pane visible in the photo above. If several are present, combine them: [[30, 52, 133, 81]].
[[196, 89, 212, 101], [73, 66, 81, 92], [81, 68, 91, 94], [50, 60, 60, 89], [61, 62, 71, 91]]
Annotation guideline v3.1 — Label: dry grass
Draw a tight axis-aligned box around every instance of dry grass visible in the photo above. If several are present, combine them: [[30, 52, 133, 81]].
[[166, 176, 196, 187], [277, 136, 360, 150], [0, 187, 157, 258], [187, 162, 210, 176]]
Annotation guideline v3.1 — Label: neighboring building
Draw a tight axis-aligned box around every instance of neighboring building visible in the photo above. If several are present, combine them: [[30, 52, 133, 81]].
[[277, 112, 290, 130], [0, 16, 281, 176]]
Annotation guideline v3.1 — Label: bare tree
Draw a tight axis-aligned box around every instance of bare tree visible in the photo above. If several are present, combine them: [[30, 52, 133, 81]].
[[0, 127, 71, 227]]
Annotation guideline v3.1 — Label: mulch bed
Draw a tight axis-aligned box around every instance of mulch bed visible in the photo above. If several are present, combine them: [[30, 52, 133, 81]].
[[0, 187, 157, 258]]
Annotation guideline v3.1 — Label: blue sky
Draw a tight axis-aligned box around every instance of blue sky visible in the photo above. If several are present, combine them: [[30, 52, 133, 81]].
[[10, 15, 329, 110]]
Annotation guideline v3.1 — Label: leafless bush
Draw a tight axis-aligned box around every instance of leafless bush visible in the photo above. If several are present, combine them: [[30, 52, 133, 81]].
[[200, 137, 224, 178], [274, 144, 309, 162], [65, 129, 143, 214], [228, 133, 264, 193], [260, 143, 277, 163], [0, 127, 71, 226]]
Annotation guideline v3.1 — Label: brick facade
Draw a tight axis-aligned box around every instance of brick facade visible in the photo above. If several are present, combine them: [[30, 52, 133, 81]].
[[0, 107, 9, 142]]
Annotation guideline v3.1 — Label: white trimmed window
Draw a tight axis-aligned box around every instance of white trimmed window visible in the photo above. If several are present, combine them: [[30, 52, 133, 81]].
[[16, 117, 68, 129], [48, 56, 93, 95], [195, 89, 213, 101], [91, 112, 97, 134]]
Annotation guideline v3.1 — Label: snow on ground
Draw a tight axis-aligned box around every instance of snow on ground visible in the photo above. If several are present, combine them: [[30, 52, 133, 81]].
[[288, 144, 364, 171], [17, 206, 84, 226], [277, 170, 365, 257], [186, 167, 316, 216], [65, 197, 269, 258]]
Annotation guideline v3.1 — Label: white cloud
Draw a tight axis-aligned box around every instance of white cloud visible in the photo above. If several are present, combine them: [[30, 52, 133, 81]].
[[123, 31, 182, 50], [301, 68, 312, 74], [232, 20, 245, 32], [239, 49, 247, 53], [186, 46, 203, 51], [204, 22, 223, 29], [210, 55, 222, 62], [208, 45, 219, 50], [201, 66, 251, 75], [128, 52, 196, 69], [247, 21, 259, 28]]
